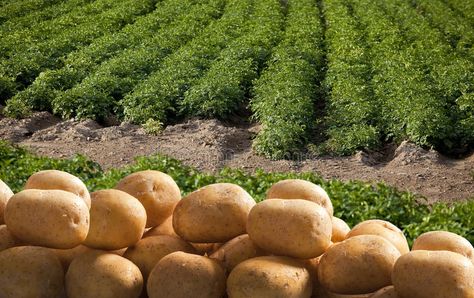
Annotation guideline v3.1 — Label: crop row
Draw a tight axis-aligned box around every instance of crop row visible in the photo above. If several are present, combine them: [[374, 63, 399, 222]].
[[320, 0, 380, 155], [379, 0, 474, 150], [121, 0, 264, 124], [48, 0, 228, 121], [2, 0, 157, 86], [6, 0, 199, 118], [446, 0, 474, 26], [0, 0, 94, 36], [0, 0, 62, 24], [179, 0, 284, 119], [250, 0, 323, 159], [412, 0, 474, 60]]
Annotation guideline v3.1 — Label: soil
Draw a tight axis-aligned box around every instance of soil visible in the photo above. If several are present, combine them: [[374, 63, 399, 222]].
[[1, 111, 473, 203]]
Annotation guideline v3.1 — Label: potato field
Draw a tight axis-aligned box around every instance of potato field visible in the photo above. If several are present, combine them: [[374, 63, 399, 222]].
[[0, 0, 473, 159]]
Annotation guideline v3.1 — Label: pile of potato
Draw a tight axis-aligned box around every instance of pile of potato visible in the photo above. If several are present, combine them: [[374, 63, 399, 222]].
[[0, 170, 473, 298]]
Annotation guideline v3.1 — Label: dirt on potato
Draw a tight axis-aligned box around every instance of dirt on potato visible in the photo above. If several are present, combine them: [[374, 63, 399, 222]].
[[1, 111, 473, 203]]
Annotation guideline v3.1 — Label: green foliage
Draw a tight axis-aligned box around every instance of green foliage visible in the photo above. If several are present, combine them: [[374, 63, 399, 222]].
[[6, 0, 195, 118], [122, 0, 256, 124], [142, 119, 164, 135], [0, 0, 62, 24], [180, 0, 285, 119], [251, 0, 323, 159], [321, 0, 380, 155], [53, 0, 225, 121], [0, 141, 472, 245]]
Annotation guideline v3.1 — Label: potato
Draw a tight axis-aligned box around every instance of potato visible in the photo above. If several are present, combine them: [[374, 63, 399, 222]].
[[0, 225, 22, 252], [332, 217, 350, 243], [0, 246, 65, 298], [66, 250, 143, 298], [266, 179, 333, 215], [116, 170, 181, 228], [191, 242, 222, 255], [227, 256, 312, 298], [50, 245, 91, 271], [392, 250, 474, 298], [147, 251, 226, 298], [84, 189, 147, 250], [143, 215, 178, 238], [412, 230, 474, 263], [346, 220, 409, 255], [173, 183, 255, 243], [0, 179, 13, 225], [123, 235, 196, 280], [369, 286, 398, 298], [318, 235, 401, 295], [322, 293, 374, 298], [210, 234, 265, 273], [303, 256, 324, 297], [4, 189, 89, 249], [25, 169, 91, 209], [247, 199, 332, 259]]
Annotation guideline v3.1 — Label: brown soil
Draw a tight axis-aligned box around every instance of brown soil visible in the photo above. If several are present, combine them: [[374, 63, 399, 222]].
[[1, 111, 473, 203]]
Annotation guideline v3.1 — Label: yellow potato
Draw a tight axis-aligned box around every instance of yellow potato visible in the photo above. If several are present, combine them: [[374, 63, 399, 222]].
[[412, 230, 474, 263], [123, 235, 196, 280], [147, 251, 226, 298], [266, 179, 333, 215], [4, 189, 89, 249], [25, 169, 91, 209], [0, 225, 22, 252], [210, 234, 265, 273], [50, 245, 91, 271], [227, 256, 312, 298], [369, 286, 398, 298], [346, 220, 409, 254], [173, 183, 255, 243], [303, 256, 324, 297], [191, 242, 222, 256], [318, 235, 401, 295], [115, 170, 181, 228], [0, 246, 65, 298], [392, 250, 474, 298], [247, 199, 332, 259], [143, 215, 178, 238], [84, 189, 147, 250], [332, 217, 350, 243], [321, 293, 374, 298], [66, 250, 143, 298], [0, 179, 13, 225]]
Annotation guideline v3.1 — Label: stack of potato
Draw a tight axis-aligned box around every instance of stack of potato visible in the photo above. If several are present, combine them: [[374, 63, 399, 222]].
[[0, 171, 473, 298]]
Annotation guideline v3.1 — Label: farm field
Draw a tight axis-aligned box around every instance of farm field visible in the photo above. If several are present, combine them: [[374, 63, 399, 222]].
[[0, 0, 473, 159]]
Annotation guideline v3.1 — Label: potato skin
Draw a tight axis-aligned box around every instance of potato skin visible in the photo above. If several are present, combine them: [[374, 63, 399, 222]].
[[0, 225, 22, 252], [0, 179, 13, 225], [210, 234, 265, 273], [392, 250, 474, 298], [0, 246, 65, 298], [66, 250, 143, 298], [173, 183, 255, 243], [123, 235, 196, 280], [318, 235, 401, 295], [25, 170, 91, 209], [50, 245, 91, 271], [412, 230, 474, 264], [115, 170, 181, 228], [370, 286, 398, 298], [266, 179, 333, 215], [227, 256, 312, 298], [147, 251, 226, 298], [143, 215, 179, 238], [84, 189, 147, 250], [332, 217, 350, 243], [4, 189, 89, 249], [346, 220, 409, 255], [247, 199, 332, 259]]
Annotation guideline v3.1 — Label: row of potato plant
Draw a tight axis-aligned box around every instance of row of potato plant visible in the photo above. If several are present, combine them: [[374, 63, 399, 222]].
[[250, 0, 323, 159], [5, 0, 197, 117]]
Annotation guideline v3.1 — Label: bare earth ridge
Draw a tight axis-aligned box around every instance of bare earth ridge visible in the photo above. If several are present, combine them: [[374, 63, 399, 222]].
[[1, 112, 473, 203]]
